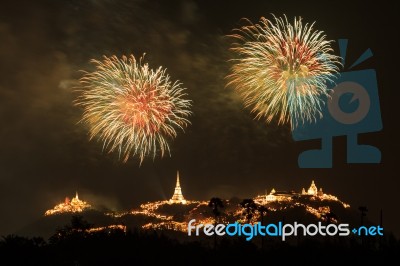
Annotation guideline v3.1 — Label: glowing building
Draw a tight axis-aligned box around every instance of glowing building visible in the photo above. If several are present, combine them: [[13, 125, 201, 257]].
[[44, 191, 92, 216], [307, 180, 318, 196], [169, 171, 187, 204], [265, 188, 277, 202]]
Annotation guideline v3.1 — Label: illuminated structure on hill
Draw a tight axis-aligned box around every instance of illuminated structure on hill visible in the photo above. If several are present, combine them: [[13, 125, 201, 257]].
[[169, 171, 187, 204], [46, 180, 350, 233], [306, 180, 318, 195], [257, 180, 349, 208], [44, 192, 91, 216], [129, 179, 351, 232]]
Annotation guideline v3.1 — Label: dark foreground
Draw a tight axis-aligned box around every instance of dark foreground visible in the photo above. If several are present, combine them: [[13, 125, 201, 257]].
[[1, 217, 398, 266]]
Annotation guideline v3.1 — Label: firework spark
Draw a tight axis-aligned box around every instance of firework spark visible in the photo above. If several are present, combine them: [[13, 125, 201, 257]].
[[76, 55, 191, 163], [227, 15, 341, 129]]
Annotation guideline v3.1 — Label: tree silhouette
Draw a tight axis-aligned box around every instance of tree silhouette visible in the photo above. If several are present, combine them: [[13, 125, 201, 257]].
[[359, 206, 368, 225], [257, 205, 269, 225], [240, 199, 257, 223], [50, 215, 94, 244], [321, 211, 337, 225], [208, 197, 224, 248], [358, 206, 368, 246], [257, 205, 269, 249], [70, 215, 93, 231], [208, 197, 224, 219], [1, 235, 45, 265]]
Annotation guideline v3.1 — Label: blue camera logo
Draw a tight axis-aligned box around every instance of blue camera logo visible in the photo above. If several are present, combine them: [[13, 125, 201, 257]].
[[292, 39, 382, 168]]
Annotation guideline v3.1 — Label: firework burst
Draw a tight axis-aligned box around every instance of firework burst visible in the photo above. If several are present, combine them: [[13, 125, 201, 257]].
[[227, 15, 341, 129], [76, 55, 191, 163]]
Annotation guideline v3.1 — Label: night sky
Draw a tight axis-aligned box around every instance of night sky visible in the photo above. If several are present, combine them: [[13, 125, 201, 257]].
[[0, 0, 398, 237]]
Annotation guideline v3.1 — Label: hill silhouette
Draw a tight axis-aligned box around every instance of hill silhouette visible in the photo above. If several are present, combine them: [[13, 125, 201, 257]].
[[17, 194, 382, 244]]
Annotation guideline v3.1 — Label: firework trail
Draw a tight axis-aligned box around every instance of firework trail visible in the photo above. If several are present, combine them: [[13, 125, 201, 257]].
[[76, 55, 191, 163], [227, 15, 341, 129]]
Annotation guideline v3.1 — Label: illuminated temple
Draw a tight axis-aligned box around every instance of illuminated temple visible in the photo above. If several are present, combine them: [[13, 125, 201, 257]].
[[43, 179, 350, 234], [169, 171, 187, 204], [44, 192, 92, 216], [135, 179, 350, 232], [260, 180, 347, 206]]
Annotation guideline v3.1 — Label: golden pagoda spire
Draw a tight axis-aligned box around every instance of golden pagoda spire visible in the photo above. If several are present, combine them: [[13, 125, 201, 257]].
[[169, 171, 187, 204], [307, 180, 318, 195], [176, 171, 180, 187]]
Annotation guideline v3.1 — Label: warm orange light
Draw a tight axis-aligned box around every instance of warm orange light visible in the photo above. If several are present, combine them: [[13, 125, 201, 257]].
[[44, 192, 91, 216]]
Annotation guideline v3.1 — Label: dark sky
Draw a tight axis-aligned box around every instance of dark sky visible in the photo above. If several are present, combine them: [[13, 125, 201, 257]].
[[0, 0, 398, 237]]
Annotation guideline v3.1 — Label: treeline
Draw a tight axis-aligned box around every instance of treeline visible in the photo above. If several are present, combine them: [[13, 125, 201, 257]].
[[0, 216, 399, 266]]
